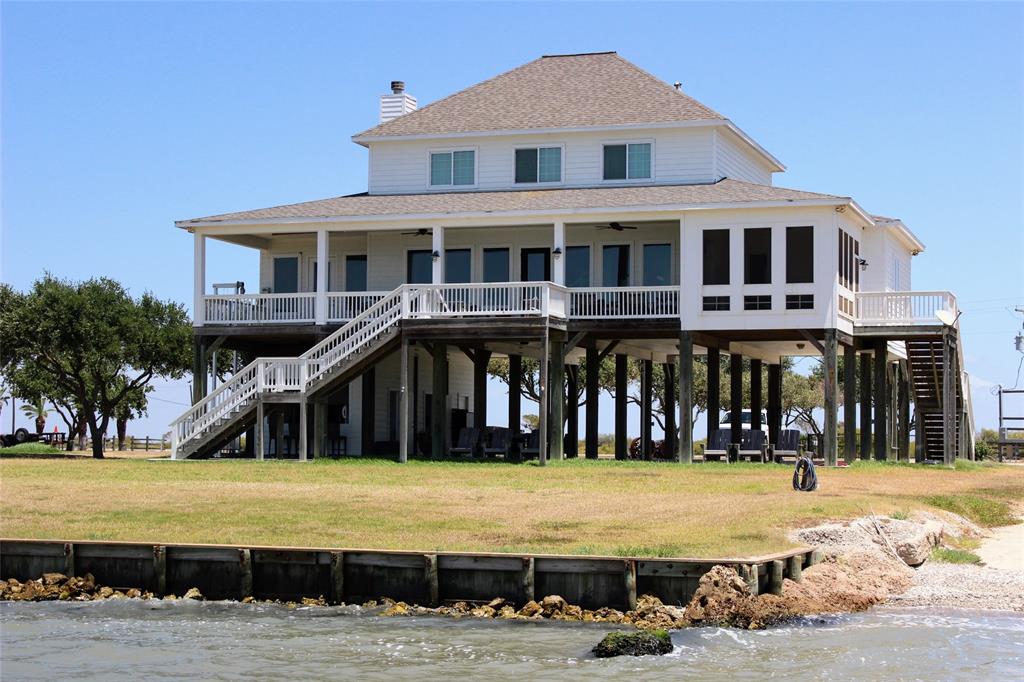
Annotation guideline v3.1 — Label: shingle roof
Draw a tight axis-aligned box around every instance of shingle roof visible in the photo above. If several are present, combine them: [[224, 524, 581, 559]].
[[177, 179, 846, 226], [354, 52, 724, 139]]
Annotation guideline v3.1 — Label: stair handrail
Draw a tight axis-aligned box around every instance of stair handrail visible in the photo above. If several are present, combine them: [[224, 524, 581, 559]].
[[953, 316, 976, 458], [169, 358, 263, 455]]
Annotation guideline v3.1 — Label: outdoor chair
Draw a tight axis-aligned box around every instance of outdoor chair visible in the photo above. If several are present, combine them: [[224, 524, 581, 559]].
[[521, 429, 541, 459], [483, 426, 511, 457], [701, 429, 732, 462], [736, 429, 769, 463], [451, 427, 481, 457], [772, 429, 802, 464]]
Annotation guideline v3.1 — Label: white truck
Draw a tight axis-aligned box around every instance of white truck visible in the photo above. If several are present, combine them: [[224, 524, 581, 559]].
[[719, 409, 770, 435]]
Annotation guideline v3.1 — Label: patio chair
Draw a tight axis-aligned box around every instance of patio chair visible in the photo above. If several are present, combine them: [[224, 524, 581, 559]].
[[772, 429, 802, 464], [483, 426, 512, 457], [701, 429, 732, 462], [521, 429, 541, 459], [737, 429, 769, 463], [451, 427, 481, 457]]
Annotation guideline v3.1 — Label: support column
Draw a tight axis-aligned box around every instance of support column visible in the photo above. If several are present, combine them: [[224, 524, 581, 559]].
[[662, 361, 677, 460], [678, 332, 694, 464], [552, 221, 566, 285], [255, 399, 265, 461], [942, 330, 955, 466], [508, 354, 522, 436], [898, 361, 911, 462], [193, 232, 206, 326], [431, 226, 445, 283], [431, 343, 447, 459], [767, 363, 782, 448], [844, 343, 857, 463], [707, 347, 720, 442], [315, 228, 328, 325], [730, 352, 743, 451], [191, 336, 209, 404], [585, 346, 599, 459], [399, 338, 410, 463], [298, 398, 308, 461], [615, 354, 628, 460], [313, 399, 327, 459], [472, 349, 492, 432], [275, 411, 285, 457], [549, 340, 565, 461], [750, 358, 763, 432], [566, 365, 579, 458], [362, 367, 376, 457], [860, 351, 872, 460], [822, 330, 838, 467], [874, 339, 888, 460], [539, 333, 549, 466], [641, 360, 653, 460]]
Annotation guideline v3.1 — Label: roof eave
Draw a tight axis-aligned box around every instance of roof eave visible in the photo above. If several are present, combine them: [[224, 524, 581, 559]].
[[875, 218, 926, 253], [722, 121, 786, 173]]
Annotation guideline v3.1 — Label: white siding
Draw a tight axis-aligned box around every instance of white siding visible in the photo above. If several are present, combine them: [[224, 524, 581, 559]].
[[367, 127, 717, 194], [714, 129, 773, 185]]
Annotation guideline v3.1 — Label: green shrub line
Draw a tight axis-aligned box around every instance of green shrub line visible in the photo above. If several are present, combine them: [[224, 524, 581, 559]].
[[922, 494, 1019, 528], [931, 547, 983, 564]]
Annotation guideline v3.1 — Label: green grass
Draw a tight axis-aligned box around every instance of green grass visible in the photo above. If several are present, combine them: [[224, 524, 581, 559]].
[[921, 493, 1020, 528], [931, 547, 983, 564], [0, 442, 67, 456], [889, 510, 911, 521]]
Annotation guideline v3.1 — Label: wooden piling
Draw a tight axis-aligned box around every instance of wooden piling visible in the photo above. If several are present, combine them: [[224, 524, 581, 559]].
[[424, 554, 439, 607], [521, 556, 535, 604], [239, 548, 253, 599], [153, 545, 167, 597], [63, 542, 75, 578], [624, 559, 638, 610], [768, 559, 784, 596], [787, 554, 803, 583], [330, 551, 345, 604]]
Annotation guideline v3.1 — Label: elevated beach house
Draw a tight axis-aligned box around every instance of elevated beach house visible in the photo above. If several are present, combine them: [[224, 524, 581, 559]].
[[171, 52, 973, 464]]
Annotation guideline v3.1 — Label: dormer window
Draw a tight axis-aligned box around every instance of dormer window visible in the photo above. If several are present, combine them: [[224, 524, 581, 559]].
[[430, 149, 475, 187], [515, 146, 562, 183], [603, 142, 651, 180]]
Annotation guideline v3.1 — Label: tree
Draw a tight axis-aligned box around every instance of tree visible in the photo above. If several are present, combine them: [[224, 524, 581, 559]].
[[112, 382, 149, 451], [0, 276, 191, 458], [19, 397, 49, 435]]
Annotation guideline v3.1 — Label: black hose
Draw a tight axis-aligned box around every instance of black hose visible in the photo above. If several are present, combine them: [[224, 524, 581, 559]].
[[792, 456, 818, 492]]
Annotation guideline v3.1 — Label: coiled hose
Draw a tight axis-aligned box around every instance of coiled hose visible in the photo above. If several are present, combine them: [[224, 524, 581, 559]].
[[792, 455, 818, 492]]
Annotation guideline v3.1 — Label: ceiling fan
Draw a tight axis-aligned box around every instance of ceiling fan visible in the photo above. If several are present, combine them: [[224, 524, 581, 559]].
[[402, 228, 430, 237], [595, 222, 638, 231]]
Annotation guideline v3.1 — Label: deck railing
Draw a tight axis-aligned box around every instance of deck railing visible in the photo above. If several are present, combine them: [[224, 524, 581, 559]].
[[404, 282, 566, 318], [569, 286, 679, 319], [203, 293, 315, 325], [327, 292, 387, 323], [855, 291, 957, 326]]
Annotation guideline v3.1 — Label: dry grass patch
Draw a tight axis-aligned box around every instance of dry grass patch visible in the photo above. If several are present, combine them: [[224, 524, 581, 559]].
[[1, 457, 1021, 558]]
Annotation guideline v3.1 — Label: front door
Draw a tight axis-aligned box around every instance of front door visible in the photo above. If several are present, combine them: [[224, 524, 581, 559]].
[[273, 256, 299, 293], [520, 248, 551, 282]]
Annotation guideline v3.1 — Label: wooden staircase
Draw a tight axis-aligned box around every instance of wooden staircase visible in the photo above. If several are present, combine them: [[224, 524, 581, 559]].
[[905, 335, 964, 463]]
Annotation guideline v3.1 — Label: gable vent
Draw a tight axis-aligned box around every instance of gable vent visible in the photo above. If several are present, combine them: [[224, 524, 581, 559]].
[[379, 81, 417, 123]]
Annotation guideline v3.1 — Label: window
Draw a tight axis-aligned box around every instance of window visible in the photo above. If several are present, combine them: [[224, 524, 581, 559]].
[[273, 256, 299, 294], [406, 250, 432, 284], [744, 295, 772, 311], [601, 244, 630, 286], [515, 147, 561, 183], [838, 229, 860, 291], [345, 255, 367, 292], [786, 294, 814, 310], [642, 244, 672, 286], [786, 226, 814, 283], [430, 150, 475, 186], [445, 249, 471, 283], [483, 248, 510, 282], [744, 228, 772, 284], [703, 296, 730, 311], [565, 246, 590, 287], [603, 143, 651, 180], [702, 230, 730, 285]]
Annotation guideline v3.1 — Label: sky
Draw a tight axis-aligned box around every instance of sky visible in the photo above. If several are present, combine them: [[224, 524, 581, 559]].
[[2, 1, 1022, 439]]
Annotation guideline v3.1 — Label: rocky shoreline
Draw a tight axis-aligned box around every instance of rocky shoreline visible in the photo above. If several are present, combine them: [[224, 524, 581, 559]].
[[4, 511, 1020, 633]]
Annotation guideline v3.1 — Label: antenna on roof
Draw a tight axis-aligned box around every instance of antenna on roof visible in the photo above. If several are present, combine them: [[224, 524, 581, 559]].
[[673, 81, 682, 91]]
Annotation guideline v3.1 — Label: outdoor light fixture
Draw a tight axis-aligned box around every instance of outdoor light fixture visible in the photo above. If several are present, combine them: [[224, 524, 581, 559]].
[[431, 250, 440, 261], [857, 258, 869, 271], [553, 247, 563, 258]]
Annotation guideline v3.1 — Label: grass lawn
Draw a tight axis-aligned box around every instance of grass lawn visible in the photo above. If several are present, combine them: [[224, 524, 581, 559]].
[[1, 457, 1021, 558]]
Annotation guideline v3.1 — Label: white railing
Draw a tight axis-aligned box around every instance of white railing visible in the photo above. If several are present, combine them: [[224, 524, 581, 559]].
[[405, 282, 565, 318], [327, 292, 387, 323], [569, 286, 679, 319], [261, 358, 307, 392], [203, 293, 316, 325], [170, 359, 262, 457], [855, 291, 957, 326]]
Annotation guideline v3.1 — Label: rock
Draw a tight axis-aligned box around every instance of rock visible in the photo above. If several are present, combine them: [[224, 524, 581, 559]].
[[97, 586, 115, 599], [242, 596, 255, 604], [486, 597, 507, 610], [125, 589, 141, 599], [42, 572, 67, 586], [301, 596, 325, 606], [451, 601, 472, 613], [497, 605, 517, 619], [470, 605, 496, 618], [540, 594, 567, 616], [592, 630, 673, 658], [183, 588, 203, 600], [381, 601, 409, 616], [518, 600, 542, 617]]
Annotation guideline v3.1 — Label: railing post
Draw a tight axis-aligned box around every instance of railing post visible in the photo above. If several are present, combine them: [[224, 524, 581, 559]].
[[315, 229, 328, 325], [193, 232, 206, 327], [542, 284, 550, 317]]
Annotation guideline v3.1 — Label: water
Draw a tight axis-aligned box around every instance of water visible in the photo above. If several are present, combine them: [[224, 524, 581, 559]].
[[1, 601, 1021, 680]]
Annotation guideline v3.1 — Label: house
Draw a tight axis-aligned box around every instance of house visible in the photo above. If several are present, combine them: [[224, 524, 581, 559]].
[[170, 52, 974, 464]]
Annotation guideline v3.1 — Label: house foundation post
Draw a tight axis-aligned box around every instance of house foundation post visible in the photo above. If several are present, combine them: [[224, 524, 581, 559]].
[[662, 360, 677, 459], [898, 360, 911, 462], [549, 340, 565, 461], [472, 349, 491, 434], [298, 397, 308, 461], [860, 350, 873, 459], [585, 346, 600, 459], [707, 346, 721, 444], [274, 411, 286, 458], [844, 343, 857, 463], [822, 330, 839, 467], [508, 353, 522, 438], [942, 329, 956, 466], [730, 352, 743, 459], [750, 358, 763, 433], [874, 339, 889, 460], [767, 362, 782, 449], [641, 359, 653, 460], [399, 337, 410, 463], [362, 367, 376, 457], [191, 336, 209, 404], [539, 333, 549, 466], [431, 343, 448, 459], [915, 406, 927, 463], [678, 332, 694, 464], [313, 398, 327, 459], [614, 354, 628, 460], [255, 399, 265, 461], [566, 364, 579, 458]]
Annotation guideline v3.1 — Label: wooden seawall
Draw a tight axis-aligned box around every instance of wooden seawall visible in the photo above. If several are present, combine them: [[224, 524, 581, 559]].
[[0, 539, 820, 609]]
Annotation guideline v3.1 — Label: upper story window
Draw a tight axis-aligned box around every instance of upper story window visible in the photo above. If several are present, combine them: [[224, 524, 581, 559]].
[[430, 149, 475, 187], [838, 229, 860, 291], [515, 147, 561, 183], [603, 142, 651, 181], [744, 227, 772, 284], [785, 226, 814, 284], [702, 229, 730, 285]]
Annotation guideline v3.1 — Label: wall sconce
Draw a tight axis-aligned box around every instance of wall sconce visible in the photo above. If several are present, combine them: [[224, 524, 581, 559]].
[[857, 258, 868, 271], [553, 247, 563, 259], [431, 250, 440, 261]]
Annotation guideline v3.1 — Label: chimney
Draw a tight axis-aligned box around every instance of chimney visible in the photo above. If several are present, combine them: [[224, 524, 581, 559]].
[[379, 80, 417, 123]]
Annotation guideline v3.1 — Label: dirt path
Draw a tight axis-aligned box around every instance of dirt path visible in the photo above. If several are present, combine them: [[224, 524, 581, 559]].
[[977, 522, 1024, 571]]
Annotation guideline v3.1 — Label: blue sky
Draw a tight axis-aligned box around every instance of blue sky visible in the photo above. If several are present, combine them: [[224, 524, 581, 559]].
[[2, 1, 1022, 438]]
